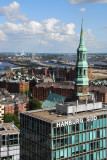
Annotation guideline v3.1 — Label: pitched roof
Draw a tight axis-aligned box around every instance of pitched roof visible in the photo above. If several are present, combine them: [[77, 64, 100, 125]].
[[42, 93, 66, 109]]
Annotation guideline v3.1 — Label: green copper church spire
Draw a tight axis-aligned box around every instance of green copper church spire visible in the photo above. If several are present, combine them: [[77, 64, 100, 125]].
[[74, 18, 89, 100], [80, 17, 84, 46], [78, 17, 87, 52]]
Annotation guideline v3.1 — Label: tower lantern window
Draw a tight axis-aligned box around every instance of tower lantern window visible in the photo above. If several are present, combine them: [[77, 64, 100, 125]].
[[80, 69, 82, 76], [80, 53, 82, 59], [83, 54, 85, 59], [84, 70, 86, 75]]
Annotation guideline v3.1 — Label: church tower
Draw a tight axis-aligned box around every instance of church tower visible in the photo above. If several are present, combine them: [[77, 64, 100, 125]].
[[74, 18, 89, 100]]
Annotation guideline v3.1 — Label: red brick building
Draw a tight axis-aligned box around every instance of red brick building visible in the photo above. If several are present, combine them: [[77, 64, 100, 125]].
[[29, 66, 91, 82], [33, 82, 74, 101], [0, 80, 29, 93], [89, 84, 107, 103], [33, 80, 107, 104], [4, 99, 28, 116]]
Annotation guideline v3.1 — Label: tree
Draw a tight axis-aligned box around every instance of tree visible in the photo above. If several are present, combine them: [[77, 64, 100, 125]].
[[27, 98, 42, 110], [4, 113, 19, 128]]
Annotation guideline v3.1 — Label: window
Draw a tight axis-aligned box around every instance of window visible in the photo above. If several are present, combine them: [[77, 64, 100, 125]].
[[68, 136, 71, 145], [84, 70, 86, 75], [76, 135, 79, 143], [103, 118, 106, 127], [100, 150, 103, 159], [93, 120, 96, 128], [80, 123, 82, 131], [65, 137, 68, 146], [103, 129, 106, 137], [83, 133, 86, 142], [76, 146, 79, 154], [72, 147, 75, 155], [68, 147, 71, 157], [97, 120, 99, 128], [64, 148, 67, 158], [72, 124, 75, 132], [72, 135, 75, 144], [79, 134, 82, 142], [100, 129, 103, 138], [103, 139, 106, 148], [56, 150, 60, 159], [97, 151, 100, 160], [97, 130, 100, 138], [87, 143, 89, 151], [60, 149, 64, 158], [100, 119, 103, 127], [68, 126, 71, 134], [83, 144, 86, 152], [93, 131, 96, 139], [80, 69, 82, 76], [57, 139, 60, 148]]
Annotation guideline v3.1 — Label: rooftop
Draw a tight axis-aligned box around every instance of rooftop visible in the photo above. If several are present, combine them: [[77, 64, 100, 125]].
[[42, 93, 66, 109], [36, 82, 74, 89], [0, 123, 19, 134], [25, 102, 107, 123]]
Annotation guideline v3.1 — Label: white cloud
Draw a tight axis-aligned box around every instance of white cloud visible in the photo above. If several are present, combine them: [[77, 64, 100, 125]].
[[0, 2, 100, 52], [0, 1, 27, 22], [39, 40, 48, 45], [0, 22, 23, 33], [0, 21, 43, 35], [69, 0, 107, 4], [0, 18, 76, 43], [23, 21, 44, 34], [85, 29, 95, 42], [0, 30, 7, 41], [79, 8, 86, 12], [62, 23, 75, 35], [43, 18, 60, 32]]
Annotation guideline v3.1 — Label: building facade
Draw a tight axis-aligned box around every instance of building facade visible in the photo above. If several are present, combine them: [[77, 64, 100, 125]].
[[28, 66, 91, 83], [0, 123, 20, 160], [33, 82, 74, 101], [20, 101, 107, 160]]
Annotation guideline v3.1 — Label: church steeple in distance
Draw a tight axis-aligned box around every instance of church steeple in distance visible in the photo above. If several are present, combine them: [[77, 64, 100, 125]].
[[74, 18, 89, 100]]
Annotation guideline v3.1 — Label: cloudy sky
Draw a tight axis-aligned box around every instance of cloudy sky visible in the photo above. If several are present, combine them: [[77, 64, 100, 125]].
[[0, 0, 107, 53]]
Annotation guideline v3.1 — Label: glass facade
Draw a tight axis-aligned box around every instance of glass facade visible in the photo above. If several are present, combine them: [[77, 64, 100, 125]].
[[20, 113, 107, 160], [20, 113, 51, 160], [52, 114, 107, 160]]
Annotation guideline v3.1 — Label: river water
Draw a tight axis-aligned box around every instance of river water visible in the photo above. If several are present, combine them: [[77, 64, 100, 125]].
[[1, 62, 17, 67]]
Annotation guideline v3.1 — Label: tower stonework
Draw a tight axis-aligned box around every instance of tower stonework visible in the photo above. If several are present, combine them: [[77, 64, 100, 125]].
[[74, 19, 90, 100]]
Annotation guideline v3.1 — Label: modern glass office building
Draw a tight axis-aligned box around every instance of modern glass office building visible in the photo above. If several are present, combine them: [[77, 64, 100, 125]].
[[20, 101, 107, 160]]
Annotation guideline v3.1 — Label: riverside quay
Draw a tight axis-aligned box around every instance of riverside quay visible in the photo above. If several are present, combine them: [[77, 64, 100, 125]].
[[20, 101, 107, 160]]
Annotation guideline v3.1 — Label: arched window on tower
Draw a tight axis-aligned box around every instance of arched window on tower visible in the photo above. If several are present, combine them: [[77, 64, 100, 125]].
[[84, 70, 86, 75], [83, 54, 85, 59], [80, 53, 82, 59], [80, 69, 82, 76]]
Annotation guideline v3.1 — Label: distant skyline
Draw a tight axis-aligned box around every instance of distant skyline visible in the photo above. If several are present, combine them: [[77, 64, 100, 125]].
[[0, 0, 107, 53]]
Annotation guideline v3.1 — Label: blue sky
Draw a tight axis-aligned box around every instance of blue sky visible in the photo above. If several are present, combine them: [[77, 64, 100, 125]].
[[0, 0, 107, 53]]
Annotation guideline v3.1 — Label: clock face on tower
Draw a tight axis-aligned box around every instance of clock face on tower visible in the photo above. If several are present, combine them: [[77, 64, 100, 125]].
[[77, 86, 88, 94], [77, 86, 83, 92]]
